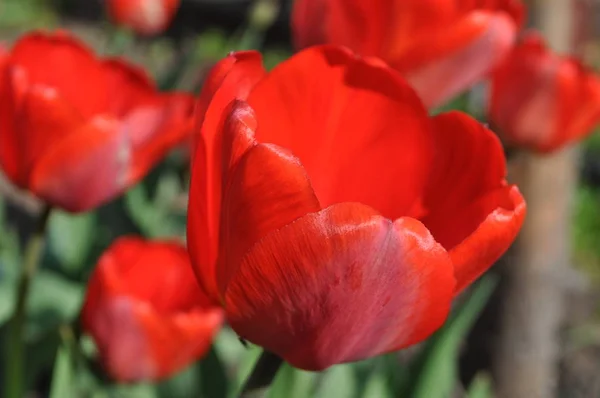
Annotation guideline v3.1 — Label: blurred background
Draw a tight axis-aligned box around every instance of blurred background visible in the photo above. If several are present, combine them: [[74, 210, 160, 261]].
[[1, 0, 600, 397]]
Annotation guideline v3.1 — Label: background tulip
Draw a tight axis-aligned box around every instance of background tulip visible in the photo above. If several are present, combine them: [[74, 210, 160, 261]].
[[489, 31, 600, 153], [82, 237, 223, 382], [106, 0, 181, 36], [0, 31, 194, 212], [292, 0, 525, 108], [188, 46, 526, 370]]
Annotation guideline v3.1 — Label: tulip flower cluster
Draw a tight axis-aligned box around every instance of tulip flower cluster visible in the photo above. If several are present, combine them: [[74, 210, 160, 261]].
[[0, 0, 598, 393]]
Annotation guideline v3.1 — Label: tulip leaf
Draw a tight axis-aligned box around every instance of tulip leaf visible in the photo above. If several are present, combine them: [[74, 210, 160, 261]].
[[157, 365, 202, 398], [467, 372, 494, 398], [49, 345, 73, 398], [27, 270, 84, 340], [198, 347, 229, 398], [0, 227, 19, 326], [362, 367, 392, 398], [48, 210, 97, 273], [269, 364, 317, 398], [315, 364, 357, 398], [409, 275, 498, 398]]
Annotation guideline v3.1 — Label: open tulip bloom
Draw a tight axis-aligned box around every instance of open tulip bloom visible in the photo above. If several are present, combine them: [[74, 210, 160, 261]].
[[292, 0, 525, 109], [0, 31, 194, 212], [188, 45, 526, 371], [82, 237, 223, 382], [489, 31, 600, 153]]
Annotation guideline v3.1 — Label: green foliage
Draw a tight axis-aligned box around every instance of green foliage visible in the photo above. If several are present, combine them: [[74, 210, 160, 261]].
[[573, 186, 600, 282], [407, 275, 498, 398]]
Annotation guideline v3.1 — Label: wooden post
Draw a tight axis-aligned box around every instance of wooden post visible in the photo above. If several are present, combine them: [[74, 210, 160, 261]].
[[492, 1, 577, 397]]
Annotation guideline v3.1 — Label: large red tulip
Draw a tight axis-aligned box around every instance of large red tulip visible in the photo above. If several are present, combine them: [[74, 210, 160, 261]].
[[292, 0, 525, 108], [106, 0, 180, 36], [489, 31, 600, 153], [187, 46, 526, 371], [82, 237, 223, 382], [0, 31, 194, 212]]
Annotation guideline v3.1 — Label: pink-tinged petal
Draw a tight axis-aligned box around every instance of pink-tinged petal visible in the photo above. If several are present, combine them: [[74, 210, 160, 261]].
[[247, 45, 435, 220], [400, 11, 518, 108], [187, 100, 256, 302], [82, 236, 224, 381], [224, 203, 455, 370], [28, 116, 130, 212], [450, 186, 526, 293], [126, 93, 194, 184], [85, 297, 156, 382], [488, 32, 600, 153], [9, 31, 108, 118]]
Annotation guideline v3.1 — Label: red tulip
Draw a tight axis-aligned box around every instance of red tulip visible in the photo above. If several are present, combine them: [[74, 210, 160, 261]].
[[106, 0, 180, 36], [0, 31, 194, 212], [489, 32, 600, 153], [82, 237, 223, 382], [292, 0, 525, 108], [187, 46, 526, 370]]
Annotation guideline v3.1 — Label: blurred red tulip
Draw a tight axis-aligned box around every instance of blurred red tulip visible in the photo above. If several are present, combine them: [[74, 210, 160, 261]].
[[82, 237, 223, 382], [106, 0, 180, 36], [0, 31, 194, 212], [292, 0, 525, 108], [187, 46, 526, 370], [489, 32, 600, 153]]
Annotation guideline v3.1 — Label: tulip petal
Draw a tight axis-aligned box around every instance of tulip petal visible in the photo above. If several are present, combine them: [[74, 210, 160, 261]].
[[219, 139, 321, 296], [136, 306, 223, 380], [29, 116, 130, 212], [419, 112, 525, 292], [225, 203, 455, 370], [84, 297, 156, 382], [399, 11, 518, 108], [561, 68, 600, 147], [82, 236, 223, 382], [101, 58, 157, 116], [189, 102, 258, 303], [247, 45, 434, 220], [0, 65, 23, 183], [16, 84, 83, 184], [10, 32, 108, 118], [489, 33, 565, 151], [450, 186, 525, 293], [125, 93, 195, 184]]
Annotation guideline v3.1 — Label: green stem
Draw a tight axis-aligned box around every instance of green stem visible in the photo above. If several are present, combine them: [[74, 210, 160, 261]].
[[4, 206, 52, 398], [238, 350, 284, 398]]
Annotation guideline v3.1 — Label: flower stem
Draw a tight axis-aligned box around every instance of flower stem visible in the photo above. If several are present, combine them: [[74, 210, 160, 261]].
[[4, 206, 52, 398], [238, 350, 284, 398]]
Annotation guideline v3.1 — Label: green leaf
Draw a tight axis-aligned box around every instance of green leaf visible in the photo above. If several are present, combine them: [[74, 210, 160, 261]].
[[315, 365, 357, 398], [269, 363, 317, 398], [49, 345, 73, 398], [467, 372, 494, 398], [198, 347, 229, 398], [124, 177, 183, 239], [361, 368, 392, 398], [158, 365, 202, 398], [48, 210, 97, 272], [27, 270, 84, 339], [410, 275, 498, 398]]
